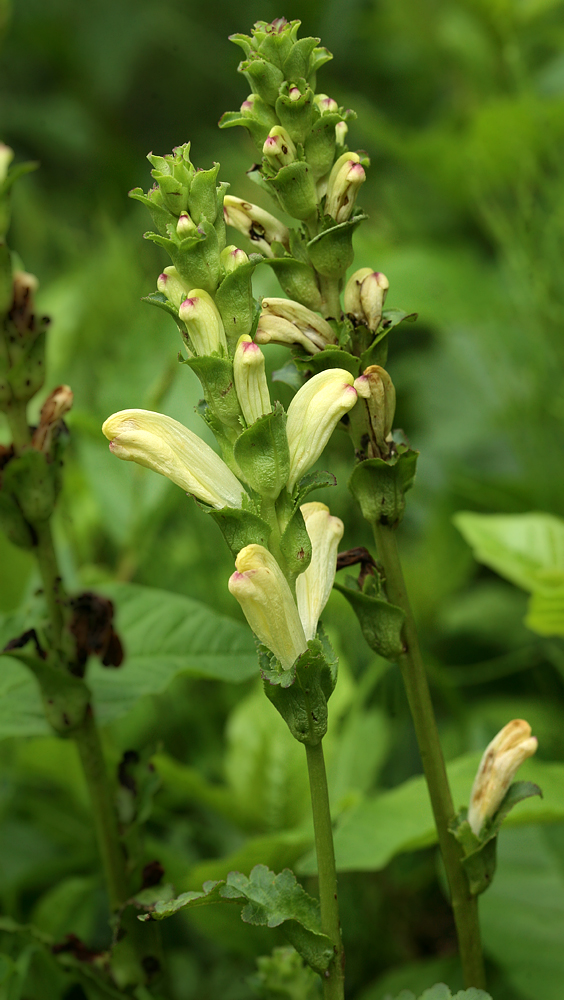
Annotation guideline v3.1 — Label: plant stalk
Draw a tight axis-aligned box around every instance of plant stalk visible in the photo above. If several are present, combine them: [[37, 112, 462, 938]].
[[305, 740, 345, 1000], [34, 519, 66, 648], [74, 706, 130, 911], [5, 400, 31, 453], [372, 520, 486, 988]]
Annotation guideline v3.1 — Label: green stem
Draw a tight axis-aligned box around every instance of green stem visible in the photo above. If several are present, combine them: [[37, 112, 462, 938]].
[[372, 521, 486, 989], [34, 520, 66, 648], [74, 706, 130, 911], [305, 741, 344, 1000], [317, 275, 342, 320], [5, 400, 31, 453]]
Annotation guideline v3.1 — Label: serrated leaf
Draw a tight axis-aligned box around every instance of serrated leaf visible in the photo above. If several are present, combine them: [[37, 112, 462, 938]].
[[138, 863, 333, 975], [262, 632, 338, 745]]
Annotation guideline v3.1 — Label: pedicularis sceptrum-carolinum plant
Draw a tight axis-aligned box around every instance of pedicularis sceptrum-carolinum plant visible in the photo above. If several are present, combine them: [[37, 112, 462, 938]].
[[0, 17, 543, 1000]]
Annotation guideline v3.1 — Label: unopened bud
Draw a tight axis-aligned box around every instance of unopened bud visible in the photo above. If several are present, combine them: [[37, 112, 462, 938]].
[[176, 211, 198, 238], [354, 365, 396, 457], [31, 385, 73, 453], [289, 86, 301, 102], [335, 121, 348, 146], [260, 298, 335, 351], [233, 335, 271, 426], [228, 544, 307, 669], [256, 314, 321, 355], [344, 269, 389, 331], [296, 502, 344, 640], [179, 289, 228, 356], [223, 195, 290, 258], [157, 266, 190, 310], [467, 720, 538, 836], [220, 245, 250, 274], [314, 94, 338, 113], [325, 153, 366, 223], [286, 369, 358, 491], [263, 126, 297, 169]]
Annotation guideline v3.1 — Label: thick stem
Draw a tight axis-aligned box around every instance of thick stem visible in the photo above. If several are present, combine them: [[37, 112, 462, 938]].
[[34, 519, 66, 648], [74, 706, 130, 911], [5, 400, 31, 453], [372, 521, 486, 989], [305, 741, 344, 1000]]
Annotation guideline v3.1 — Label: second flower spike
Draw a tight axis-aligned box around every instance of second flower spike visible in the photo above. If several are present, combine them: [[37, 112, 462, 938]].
[[102, 409, 245, 509]]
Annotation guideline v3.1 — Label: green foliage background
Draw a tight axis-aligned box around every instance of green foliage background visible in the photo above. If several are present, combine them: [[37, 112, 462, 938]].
[[2, 0, 564, 998]]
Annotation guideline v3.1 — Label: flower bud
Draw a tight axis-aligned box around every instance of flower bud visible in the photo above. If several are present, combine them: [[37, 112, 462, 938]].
[[263, 126, 297, 169], [157, 266, 190, 310], [354, 365, 396, 457], [259, 298, 335, 351], [467, 720, 538, 836], [325, 152, 366, 223], [102, 409, 245, 509], [288, 86, 301, 101], [178, 289, 228, 356], [228, 544, 307, 669], [220, 245, 250, 274], [31, 385, 74, 453], [314, 94, 338, 113], [233, 335, 271, 426], [176, 211, 198, 238], [286, 369, 358, 491], [335, 121, 348, 146], [255, 314, 321, 355], [344, 269, 389, 331], [223, 195, 290, 258], [296, 502, 344, 640]]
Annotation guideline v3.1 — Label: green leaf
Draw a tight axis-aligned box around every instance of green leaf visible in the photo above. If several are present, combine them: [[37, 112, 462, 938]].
[[272, 360, 304, 391], [293, 470, 337, 506], [297, 755, 564, 874], [233, 404, 290, 499], [526, 586, 564, 636], [138, 863, 334, 975], [279, 504, 312, 580], [333, 580, 405, 660], [293, 346, 360, 378], [264, 256, 322, 312], [208, 506, 272, 558], [307, 215, 368, 279], [0, 583, 258, 739], [453, 511, 564, 593]]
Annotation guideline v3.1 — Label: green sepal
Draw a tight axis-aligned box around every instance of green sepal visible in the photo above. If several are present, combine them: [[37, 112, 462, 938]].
[[359, 333, 389, 370], [272, 360, 304, 391], [137, 863, 334, 975], [215, 255, 264, 346], [188, 162, 221, 225], [381, 307, 418, 331], [185, 355, 242, 430], [260, 628, 338, 746], [0, 329, 46, 407], [207, 507, 272, 558], [4, 641, 90, 734], [233, 403, 290, 499], [267, 162, 318, 222], [218, 111, 274, 150], [333, 577, 405, 660], [240, 57, 284, 106], [307, 47, 333, 87], [307, 214, 368, 279], [141, 291, 183, 325], [288, 227, 311, 264], [264, 256, 322, 311], [128, 187, 173, 236], [278, 503, 312, 580], [450, 782, 542, 896], [293, 469, 337, 507], [145, 221, 220, 294], [293, 346, 360, 378], [282, 37, 320, 81], [275, 89, 316, 145], [304, 112, 344, 180], [151, 171, 188, 214], [2, 449, 59, 524], [348, 450, 419, 528]]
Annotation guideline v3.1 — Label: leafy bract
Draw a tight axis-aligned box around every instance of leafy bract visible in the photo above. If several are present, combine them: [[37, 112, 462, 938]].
[[0, 582, 257, 738], [137, 863, 334, 975]]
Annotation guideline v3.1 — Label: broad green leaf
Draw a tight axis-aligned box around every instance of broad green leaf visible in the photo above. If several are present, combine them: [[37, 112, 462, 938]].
[[454, 511, 564, 593], [0, 583, 257, 739], [358, 956, 463, 1000], [481, 825, 564, 1000], [526, 587, 564, 636], [297, 755, 564, 874], [138, 863, 334, 975]]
